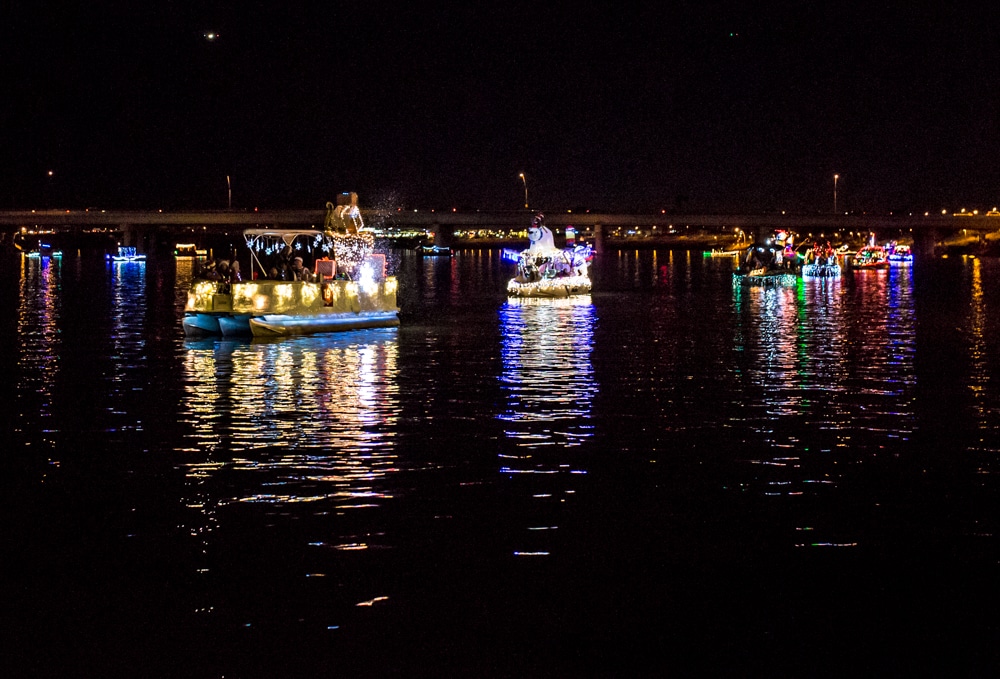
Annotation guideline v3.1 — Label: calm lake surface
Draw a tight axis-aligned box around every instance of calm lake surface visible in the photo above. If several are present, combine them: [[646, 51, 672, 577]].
[[4, 247, 999, 677]]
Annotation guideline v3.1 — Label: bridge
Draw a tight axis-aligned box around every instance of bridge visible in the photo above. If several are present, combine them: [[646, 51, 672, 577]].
[[1, 204, 997, 257]]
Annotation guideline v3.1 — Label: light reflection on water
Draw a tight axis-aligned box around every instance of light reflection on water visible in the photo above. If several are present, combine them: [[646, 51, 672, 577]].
[[107, 259, 147, 414], [6, 248, 1000, 674], [179, 331, 400, 560], [731, 267, 918, 546], [968, 257, 988, 423], [498, 296, 598, 555], [16, 255, 62, 452], [499, 297, 598, 433], [180, 331, 399, 477]]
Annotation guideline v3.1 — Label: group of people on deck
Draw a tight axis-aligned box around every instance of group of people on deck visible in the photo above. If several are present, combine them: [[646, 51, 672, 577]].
[[804, 241, 837, 266], [197, 258, 242, 284], [196, 245, 327, 286], [261, 247, 318, 282]]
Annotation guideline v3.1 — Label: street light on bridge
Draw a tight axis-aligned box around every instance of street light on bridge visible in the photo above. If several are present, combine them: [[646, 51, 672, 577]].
[[519, 173, 528, 209], [833, 174, 839, 214]]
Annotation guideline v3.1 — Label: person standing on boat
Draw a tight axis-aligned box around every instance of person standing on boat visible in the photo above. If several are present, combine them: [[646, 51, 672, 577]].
[[783, 237, 797, 270], [199, 259, 218, 280], [229, 260, 242, 283], [216, 260, 231, 293], [275, 245, 293, 280]]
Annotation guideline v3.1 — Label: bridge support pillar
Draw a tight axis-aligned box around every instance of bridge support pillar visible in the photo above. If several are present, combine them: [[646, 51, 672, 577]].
[[912, 228, 940, 259], [753, 225, 772, 243], [120, 223, 138, 253], [431, 222, 453, 247], [119, 223, 155, 256], [593, 224, 605, 254]]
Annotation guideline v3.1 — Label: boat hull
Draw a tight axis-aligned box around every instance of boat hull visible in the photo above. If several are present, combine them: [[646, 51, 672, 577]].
[[249, 311, 400, 337], [733, 271, 798, 287], [801, 263, 842, 278], [507, 277, 592, 298], [185, 276, 399, 339], [182, 313, 223, 336], [218, 314, 252, 337]]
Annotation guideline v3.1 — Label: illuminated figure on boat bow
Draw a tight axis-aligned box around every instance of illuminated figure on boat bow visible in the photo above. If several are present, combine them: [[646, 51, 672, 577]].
[[503, 212, 593, 298]]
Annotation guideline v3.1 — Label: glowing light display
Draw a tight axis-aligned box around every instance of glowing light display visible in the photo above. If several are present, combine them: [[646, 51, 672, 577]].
[[505, 213, 593, 298], [107, 246, 146, 262], [332, 232, 375, 271], [185, 204, 398, 338], [498, 296, 597, 557]]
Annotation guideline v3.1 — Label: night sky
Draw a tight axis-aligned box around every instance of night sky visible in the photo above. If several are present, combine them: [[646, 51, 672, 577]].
[[3, 2, 1000, 213]]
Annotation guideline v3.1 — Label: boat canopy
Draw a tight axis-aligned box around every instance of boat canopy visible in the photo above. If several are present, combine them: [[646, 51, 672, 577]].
[[243, 228, 326, 246]]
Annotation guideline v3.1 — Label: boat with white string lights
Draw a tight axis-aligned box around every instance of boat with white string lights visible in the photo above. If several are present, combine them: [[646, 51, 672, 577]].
[[503, 212, 593, 298], [182, 197, 399, 338]]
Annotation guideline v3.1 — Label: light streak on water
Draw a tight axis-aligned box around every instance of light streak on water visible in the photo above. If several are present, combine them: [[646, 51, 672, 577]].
[[178, 327, 401, 586], [498, 295, 598, 555]]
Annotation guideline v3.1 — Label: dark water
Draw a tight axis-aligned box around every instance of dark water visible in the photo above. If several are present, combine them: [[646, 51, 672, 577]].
[[4, 249, 999, 677]]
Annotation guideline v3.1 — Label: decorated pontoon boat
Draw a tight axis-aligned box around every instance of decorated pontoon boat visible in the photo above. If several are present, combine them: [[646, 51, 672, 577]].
[[183, 197, 399, 338], [503, 212, 593, 298], [851, 235, 889, 270], [732, 267, 799, 287], [801, 242, 841, 278], [886, 242, 913, 265], [107, 246, 146, 263], [733, 233, 799, 287]]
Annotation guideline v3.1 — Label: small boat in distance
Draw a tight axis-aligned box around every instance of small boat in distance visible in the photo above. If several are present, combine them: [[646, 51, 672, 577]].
[[850, 234, 889, 270], [416, 244, 453, 256], [175, 243, 208, 258], [801, 241, 842, 278], [733, 233, 799, 286], [504, 212, 593, 298], [886, 242, 913, 265], [851, 246, 889, 270], [27, 241, 63, 259], [183, 195, 399, 338], [704, 230, 749, 257], [107, 246, 146, 263]]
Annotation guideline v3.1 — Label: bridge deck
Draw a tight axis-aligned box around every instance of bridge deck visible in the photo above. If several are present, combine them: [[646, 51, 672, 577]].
[[1, 208, 998, 233]]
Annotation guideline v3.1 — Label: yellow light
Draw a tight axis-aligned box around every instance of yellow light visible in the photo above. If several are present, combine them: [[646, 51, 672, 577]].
[[233, 284, 257, 308], [357, 263, 379, 295], [274, 283, 295, 308], [301, 282, 320, 306]]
